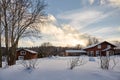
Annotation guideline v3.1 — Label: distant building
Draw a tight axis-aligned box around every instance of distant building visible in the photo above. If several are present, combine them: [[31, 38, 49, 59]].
[[84, 41, 116, 56], [16, 49, 38, 60], [63, 50, 87, 56]]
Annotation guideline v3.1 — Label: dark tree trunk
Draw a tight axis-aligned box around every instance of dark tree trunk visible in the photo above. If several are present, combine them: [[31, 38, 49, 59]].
[[8, 39, 19, 65]]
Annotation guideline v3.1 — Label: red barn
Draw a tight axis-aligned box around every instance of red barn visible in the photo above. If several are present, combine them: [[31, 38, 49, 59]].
[[16, 49, 38, 60], [84, 41, 116, 56]]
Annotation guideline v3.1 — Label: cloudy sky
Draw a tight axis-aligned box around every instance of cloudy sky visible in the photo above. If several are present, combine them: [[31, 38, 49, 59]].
[[19, 0, 120, 47]]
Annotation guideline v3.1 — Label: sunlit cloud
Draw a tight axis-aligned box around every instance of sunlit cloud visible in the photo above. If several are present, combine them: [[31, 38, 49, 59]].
[[89, 0, 94, 5], [18, 14, 88, 47], [19, 40, 34, 47], [109, 0, 120, 7], [39, 21, 88, 47]]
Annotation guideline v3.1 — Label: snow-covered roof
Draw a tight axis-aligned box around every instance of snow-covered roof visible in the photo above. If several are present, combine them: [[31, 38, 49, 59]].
[[17, 49, 38, 54], [115, 46, 120, 49], [84, 42, 104, 49], [24, 49, 38, 54], [84, 41, 116, 49], [102, 47, 111, 51], [65, 50, 86, 53]]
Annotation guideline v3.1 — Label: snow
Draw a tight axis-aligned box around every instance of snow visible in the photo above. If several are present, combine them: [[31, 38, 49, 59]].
[[24, 49, 38, 54], [17, 49, 38, 54], [102, 47, 111, 51], [0, 56, 120, 80], [65, 50, 86, 53], [83, 41, 104, 49], [89, 57, 96, 61], [83, 41, 116, 49]]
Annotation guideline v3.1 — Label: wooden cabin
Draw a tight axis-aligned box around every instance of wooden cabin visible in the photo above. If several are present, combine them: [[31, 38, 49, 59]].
[[84, 41, 116, 56], [16, 49, 38, 60], [64, 50, 87, 56]]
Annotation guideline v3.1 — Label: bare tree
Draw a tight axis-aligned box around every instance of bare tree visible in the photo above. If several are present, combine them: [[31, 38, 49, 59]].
[[100, 55, 119, 70], [1, 0, 47, 65], [75, 44, 83, 49], [100, 56, 110, 69], [87, 36, 99, 46], [41, 42, 53, 47], [21, 59, 38, 72], [111, 56, 119, 69], [113, 41, 120, 47], [69, 56, 87, 70]]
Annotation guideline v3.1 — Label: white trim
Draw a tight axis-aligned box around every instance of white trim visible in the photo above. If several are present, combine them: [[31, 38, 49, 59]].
[[20, 51, 26, 55], [107, 45, 111, 48], [18, 56, 24, 60], [65, 50, 86, 53], [98, 45, 101, 49]]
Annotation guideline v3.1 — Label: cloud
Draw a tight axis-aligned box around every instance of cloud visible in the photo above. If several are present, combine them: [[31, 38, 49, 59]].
[[100, 0, 106, 5], [18, 40, 34, 47], [39, 22, 88, 47], [88, 0, 120, 7], [18, 11, 120, 47], [118, 27, 120, 31], [89, 0, 95, 5], [57, 9, 111, 29], [47, 14, 57, 23], [99, 0, 120, 7], [17, 14, 88, 47], [93, 27, 118, 34], [108, 0, 120, 7]]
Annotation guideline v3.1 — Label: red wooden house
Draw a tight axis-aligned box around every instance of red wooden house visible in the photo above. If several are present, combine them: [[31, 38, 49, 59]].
[[84, 41, 116, 56], [16, 49, 38, 60]]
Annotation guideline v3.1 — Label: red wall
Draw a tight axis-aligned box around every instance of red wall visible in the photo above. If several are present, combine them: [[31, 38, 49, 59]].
[[85, 42, 115, 56], [16, 50, 38, 60]]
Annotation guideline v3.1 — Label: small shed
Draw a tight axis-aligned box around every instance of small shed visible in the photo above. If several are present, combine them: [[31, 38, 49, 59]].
[[64, 50, 87, 56], [16, 49, 38, 60]]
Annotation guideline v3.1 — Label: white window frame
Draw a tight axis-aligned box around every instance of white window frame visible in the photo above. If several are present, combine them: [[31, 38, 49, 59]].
[[98, 45, 101, 49], [96, 50, 99, 54], [90, 51, 94, 56], [18, 56, 24, 60], [20, 51, 26, 55], [107, 45, 111, 48]]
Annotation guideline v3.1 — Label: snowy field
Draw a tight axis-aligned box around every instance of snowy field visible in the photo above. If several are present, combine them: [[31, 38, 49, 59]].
[[0, 56, 120, 80]]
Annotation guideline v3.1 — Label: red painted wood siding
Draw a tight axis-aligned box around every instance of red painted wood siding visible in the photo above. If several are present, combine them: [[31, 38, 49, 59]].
[[16, 50, 38, 60], [85, 42, 115, 56]]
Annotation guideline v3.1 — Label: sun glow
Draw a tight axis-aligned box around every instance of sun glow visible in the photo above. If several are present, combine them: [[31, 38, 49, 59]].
[[72, 40, 86, 46]]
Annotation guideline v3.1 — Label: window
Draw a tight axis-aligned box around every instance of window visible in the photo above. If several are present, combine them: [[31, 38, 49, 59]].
[[20, 51, 26, 55], [90, 51, 94, 56], [96, 50, 100, 56], [18, 56, 24, 60], [96, 50, 99, 54], [107, 45, 111, 48], [98, 45, 101, 49]]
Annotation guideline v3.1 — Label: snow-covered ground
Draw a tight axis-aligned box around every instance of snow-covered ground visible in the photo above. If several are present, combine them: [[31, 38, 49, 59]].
[[0, 56, 120, 80]]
